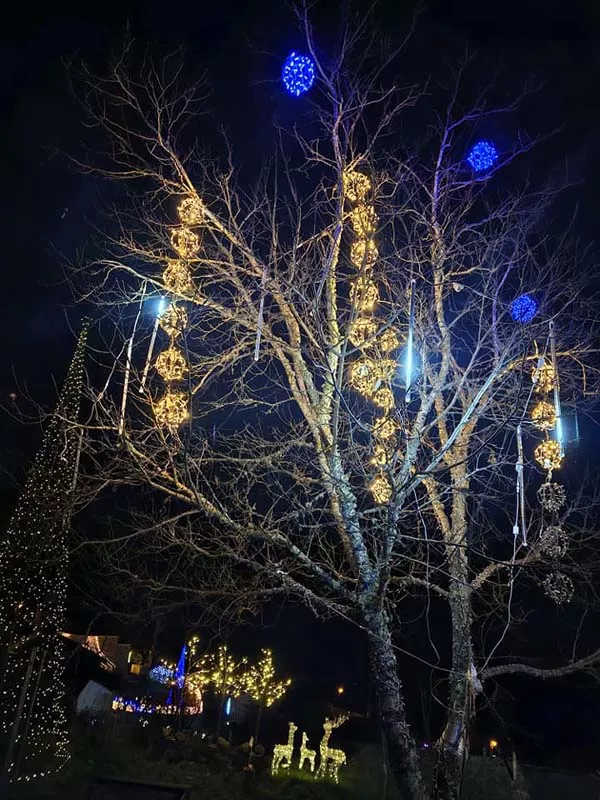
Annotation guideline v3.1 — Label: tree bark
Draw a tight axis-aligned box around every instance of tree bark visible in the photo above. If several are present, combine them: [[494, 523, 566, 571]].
[[433, 558, 474, 800], [366, 608, 428, 800]]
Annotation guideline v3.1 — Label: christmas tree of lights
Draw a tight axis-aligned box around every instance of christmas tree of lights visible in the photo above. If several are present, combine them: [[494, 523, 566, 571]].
[[0, 323, 88, 782]]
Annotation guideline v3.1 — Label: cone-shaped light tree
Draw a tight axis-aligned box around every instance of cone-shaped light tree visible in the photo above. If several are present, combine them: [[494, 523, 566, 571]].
[[0, 324, 88, 782]]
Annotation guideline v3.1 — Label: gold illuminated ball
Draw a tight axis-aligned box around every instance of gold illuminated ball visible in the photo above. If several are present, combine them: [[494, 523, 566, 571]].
[[373, 415, 397, 440], [531, 400, 556, 430], [350, 239, 378, 269], [348, 318, 377, 348], [369, 472, 392, 504], [371, 442, 392, 466], [377, 328, 400, 354], [534, 439, 562, 472], [531, 362, 555, 394], [376, 359, 397, 382], [154, 389, 189, 430], [350, 277, 379, 311], [349, 205, 378, 238], [349, 357, 379, 396], [343, 169, 372, 204], [163, 260, 194, 296], [178, 195, 205, 226], [155, 346, 188, 382], [372, 386, 395, 412], [159, 303, 188, 338], [170, 227, 200, 259]]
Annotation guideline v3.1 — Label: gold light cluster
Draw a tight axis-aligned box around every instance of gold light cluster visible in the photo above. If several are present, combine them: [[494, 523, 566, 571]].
[[187, 644, 247, 699], [241, 648, 291, 708], [153, 194, 205, 432], [343, 167, 399, 504], [531, 357, 561, 473]]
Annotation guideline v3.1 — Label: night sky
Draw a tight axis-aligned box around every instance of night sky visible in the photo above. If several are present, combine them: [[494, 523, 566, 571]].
[[2, 0, 600, 771]]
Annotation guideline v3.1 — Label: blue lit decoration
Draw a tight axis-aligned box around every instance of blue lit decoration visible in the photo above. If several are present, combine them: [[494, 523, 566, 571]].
[[510, 294, 539, 324], [282, 51, 316, 97], [149, 664, 174, 685], [225, 697, 232, 716], [167, 644, 187, 705], [467, 140, 499, 172]]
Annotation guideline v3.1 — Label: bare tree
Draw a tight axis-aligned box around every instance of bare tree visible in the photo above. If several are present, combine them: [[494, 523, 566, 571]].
[[71, 16, 600, 800]]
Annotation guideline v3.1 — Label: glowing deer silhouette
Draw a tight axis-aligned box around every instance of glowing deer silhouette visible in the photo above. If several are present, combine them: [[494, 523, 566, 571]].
[[316, 714, 349, 783], [299, 731, 316, 772], [271, 721, 297, 774]]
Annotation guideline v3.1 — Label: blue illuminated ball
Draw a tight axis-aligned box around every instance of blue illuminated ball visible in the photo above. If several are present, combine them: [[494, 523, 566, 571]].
[[282, 51, 316, 97], [510, 294, 539, 324], [467, 140, 499, 172]]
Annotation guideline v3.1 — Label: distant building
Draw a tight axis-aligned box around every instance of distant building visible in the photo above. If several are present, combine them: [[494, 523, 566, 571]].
[[60, 633, 152, 678]]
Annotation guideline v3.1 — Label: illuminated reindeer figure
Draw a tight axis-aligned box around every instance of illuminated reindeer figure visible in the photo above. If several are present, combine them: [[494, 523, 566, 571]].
[[271, 721, 297, 774], [316, 714, 349, 783], [299, 731, 316, 773]]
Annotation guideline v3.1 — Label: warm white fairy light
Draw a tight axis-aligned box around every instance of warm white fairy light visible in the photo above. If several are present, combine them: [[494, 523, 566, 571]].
[[242, 649, 291, 709], [351, 239, 378, 268], [349, 358, 379, 396], [271, 722, 297, 774], [159, 304, 188, 338], [155, 345, 188, 382], [0, 326, 87, 781], [377, 328, 400, 354], [177, 195, 205, 227], [369, 472, 393, 504], [371, 442, 392, 467], [349, 205, 378, 239], [343, 169, 371, 203], [532, 362, 555, 394], [348, 318, 378, 348], [350, 277, 379, 311], [170, 227, 200, 259], [531, 400, 556, 431], [372, 386, 395, 412], [154, 390, 189, 430], [163, 260, 194, 296], [534, 439, 562, 472], [316, 715, 349, 783], [373, 415, 398, 440]]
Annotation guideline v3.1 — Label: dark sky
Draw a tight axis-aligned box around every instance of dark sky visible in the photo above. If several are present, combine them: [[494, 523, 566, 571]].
[[2, 0, 600, 769]]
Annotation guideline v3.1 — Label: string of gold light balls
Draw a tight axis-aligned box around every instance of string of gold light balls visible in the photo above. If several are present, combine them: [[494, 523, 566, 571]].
[[152, 194, 204, 432], [343, 168, 400, 504]]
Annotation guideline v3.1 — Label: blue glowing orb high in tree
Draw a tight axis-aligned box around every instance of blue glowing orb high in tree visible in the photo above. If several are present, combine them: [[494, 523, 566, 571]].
[[467, 140, 499, 172], [511, 294, 539, 324], [282, 51, 316, 97]]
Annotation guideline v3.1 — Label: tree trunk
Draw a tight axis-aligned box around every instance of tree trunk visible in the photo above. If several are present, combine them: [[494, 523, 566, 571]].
[[366, 608, 428, 800], [433, 560, 474, 800]]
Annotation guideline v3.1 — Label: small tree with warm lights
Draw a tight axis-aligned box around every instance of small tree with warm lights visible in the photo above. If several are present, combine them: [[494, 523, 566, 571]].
[[243, 649, 291, 744], [187, 645, 247, 736]]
